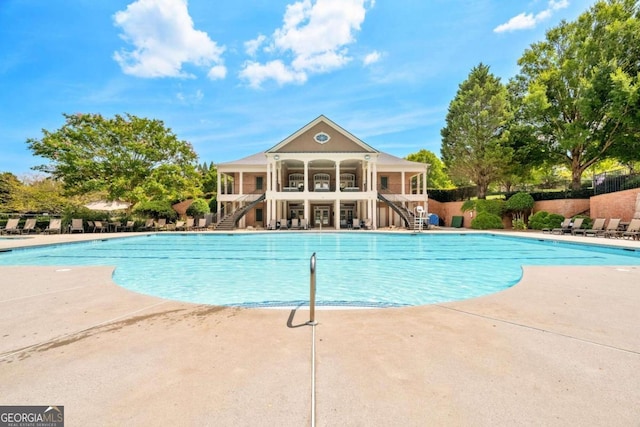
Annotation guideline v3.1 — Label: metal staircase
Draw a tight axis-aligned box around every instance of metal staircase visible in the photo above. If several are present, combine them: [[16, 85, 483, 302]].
[[377, 192, 415, 229], [214, 193, 266, 230]]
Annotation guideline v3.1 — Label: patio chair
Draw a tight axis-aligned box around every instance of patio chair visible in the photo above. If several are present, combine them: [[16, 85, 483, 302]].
[[194, 218, 207, 231], [44, 218, 62, 234], [92, 220, 107, 233], [300, 218, 308, 230], [621, 218, 640, 240], [363, 219, 372, 230], [291, 218, 299, 229], [174, 220, 186, 231], [279, 219, 288, 230], [20, 218, 37, 234], [600, 218, 622, 238], [267, 219, 277, 230], [573, 218, 605, 236], [0, 218, 20, 235], [550, 218, 572, 235], [69, 218, 84, 233], [140, 218, 155, 231], [154, 218, 167, 231], [352, 218, 361, 230], [121, 220, 135, 232], [185, 217, 195, 231]]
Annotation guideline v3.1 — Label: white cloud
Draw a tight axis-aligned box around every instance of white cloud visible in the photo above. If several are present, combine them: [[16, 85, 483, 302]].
[[363, 50, 381, 66], [113, 0, 226, 78], [207, 65, 227, 80], [245, 35, 267, 57], [176, 89, 204, 103], [494, 0, 570, 33], [239, 0, 374, 88], [239, 60, 307, 88]]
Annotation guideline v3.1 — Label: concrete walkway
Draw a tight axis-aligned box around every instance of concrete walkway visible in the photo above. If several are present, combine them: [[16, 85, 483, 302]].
[[0, 232, 639, 426]]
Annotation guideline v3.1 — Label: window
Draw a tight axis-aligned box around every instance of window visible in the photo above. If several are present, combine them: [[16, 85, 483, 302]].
[[255, 208, 263, 222], [381, 176, 388, 190], [256, 176, 264, 190]]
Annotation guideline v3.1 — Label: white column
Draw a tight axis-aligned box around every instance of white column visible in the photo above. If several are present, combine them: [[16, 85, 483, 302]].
[[239, 172, 244, 195], [304, 161, 309, 193], [334, 199, 340, 229], [335, 161, 340, 193], [401, 171, 405, 195]]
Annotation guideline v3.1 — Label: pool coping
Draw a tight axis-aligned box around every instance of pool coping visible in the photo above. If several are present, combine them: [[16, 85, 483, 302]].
[[1, 230, 639, 425]]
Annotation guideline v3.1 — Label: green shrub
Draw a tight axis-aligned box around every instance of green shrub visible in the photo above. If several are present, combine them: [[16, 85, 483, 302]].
[[133, 200, 177, 220], [186, 198, 210, 217], [461, 198, 505, 217], [471, 212, 504, 230], [528, 211, 565, 230]]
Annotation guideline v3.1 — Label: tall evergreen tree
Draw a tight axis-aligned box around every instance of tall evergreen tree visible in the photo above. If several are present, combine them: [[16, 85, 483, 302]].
[[441, 63, 513, 199]]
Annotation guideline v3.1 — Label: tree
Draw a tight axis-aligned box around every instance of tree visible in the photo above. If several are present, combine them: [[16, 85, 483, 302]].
[[0, 172, 22, 211], [26, 113, 202, 206], [405, 149, 453, 189], [441, 63, 513, 199], [514, 0, 640, 190], [505, 192, 535, 229]]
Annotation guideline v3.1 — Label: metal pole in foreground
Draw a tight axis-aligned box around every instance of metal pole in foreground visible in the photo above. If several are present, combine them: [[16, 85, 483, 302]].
[[308, 252, 317, 325]]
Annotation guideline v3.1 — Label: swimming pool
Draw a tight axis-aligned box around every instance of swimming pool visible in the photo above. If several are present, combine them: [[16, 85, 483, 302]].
[[1, 233, 639, 307]]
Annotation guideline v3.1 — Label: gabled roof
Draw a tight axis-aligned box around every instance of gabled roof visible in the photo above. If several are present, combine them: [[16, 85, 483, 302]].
[[266, 115, 378, 154]]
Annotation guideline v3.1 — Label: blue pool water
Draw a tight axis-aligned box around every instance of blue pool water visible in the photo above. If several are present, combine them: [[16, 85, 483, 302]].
[[1, 233, 639, 307]]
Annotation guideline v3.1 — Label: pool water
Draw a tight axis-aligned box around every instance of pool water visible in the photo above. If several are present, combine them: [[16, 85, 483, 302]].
[[1, 233, 639, 307]]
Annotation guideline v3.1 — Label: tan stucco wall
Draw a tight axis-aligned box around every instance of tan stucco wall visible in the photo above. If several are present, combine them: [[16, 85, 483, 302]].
[[278, 123, 368, 153]]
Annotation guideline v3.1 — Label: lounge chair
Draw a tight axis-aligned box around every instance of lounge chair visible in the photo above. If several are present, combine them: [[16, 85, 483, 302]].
[[194, 218, 208, 231], [291, 218, 299, 229], [92, 220, 107, 233], [621, 219, 640, 240], [300, 218, 308, 230], [279, 219, 288, 230], [69, 218, 84, 233], [20, 218, 37, 234], [550, 218, 572, 235], [352, 218, 361, 230], [140, 218, 155, 231], [573, 218, 605, 236], [0, 218, 20, 235], [44, 218, 62, 234], [363, 218, 372, 230], [173, 220, 186, 231], [185, 217, 195, 231], [267, 219, 277, 230], [121, 220, 135, 232], [154, 218, 167, 231], [600, 218, 622, 238]]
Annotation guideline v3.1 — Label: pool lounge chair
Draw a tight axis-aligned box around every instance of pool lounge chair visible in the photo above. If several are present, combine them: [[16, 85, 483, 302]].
[[363, 218, 372, 230], [92, 220, 107, 233], [154, 218, 167, 231], [20, 218, 37, 234], [600, 218, 622, 238], [550, 218, 572, 235], [44, 218, 62, 234], [300, 218, 308, 230], [279, 219, 288, 230], [621, 219, 640, 240], [69, 218, 84, 233], [140, 218, 155, 231], [352, 218, 360, 230], [121, 221, 135, 232], [573, 218, 605, 236], [267, 219, 277, 230], [291, 218, 299, 229], [0, 218, 20, 235]]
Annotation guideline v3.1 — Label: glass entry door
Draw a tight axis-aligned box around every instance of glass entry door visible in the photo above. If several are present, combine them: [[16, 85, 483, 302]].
[[314, 206, 330, 226]]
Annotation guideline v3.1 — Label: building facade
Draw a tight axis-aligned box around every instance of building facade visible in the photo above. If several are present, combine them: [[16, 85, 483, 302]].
[[216, 116, 429, 230]]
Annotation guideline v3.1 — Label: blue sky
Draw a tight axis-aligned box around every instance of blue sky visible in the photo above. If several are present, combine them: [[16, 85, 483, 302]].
[[0, 0, 595, 176]]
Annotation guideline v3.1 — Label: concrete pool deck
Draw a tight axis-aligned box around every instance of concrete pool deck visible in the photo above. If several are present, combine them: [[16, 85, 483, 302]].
[[0, 231, 639, 425]]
